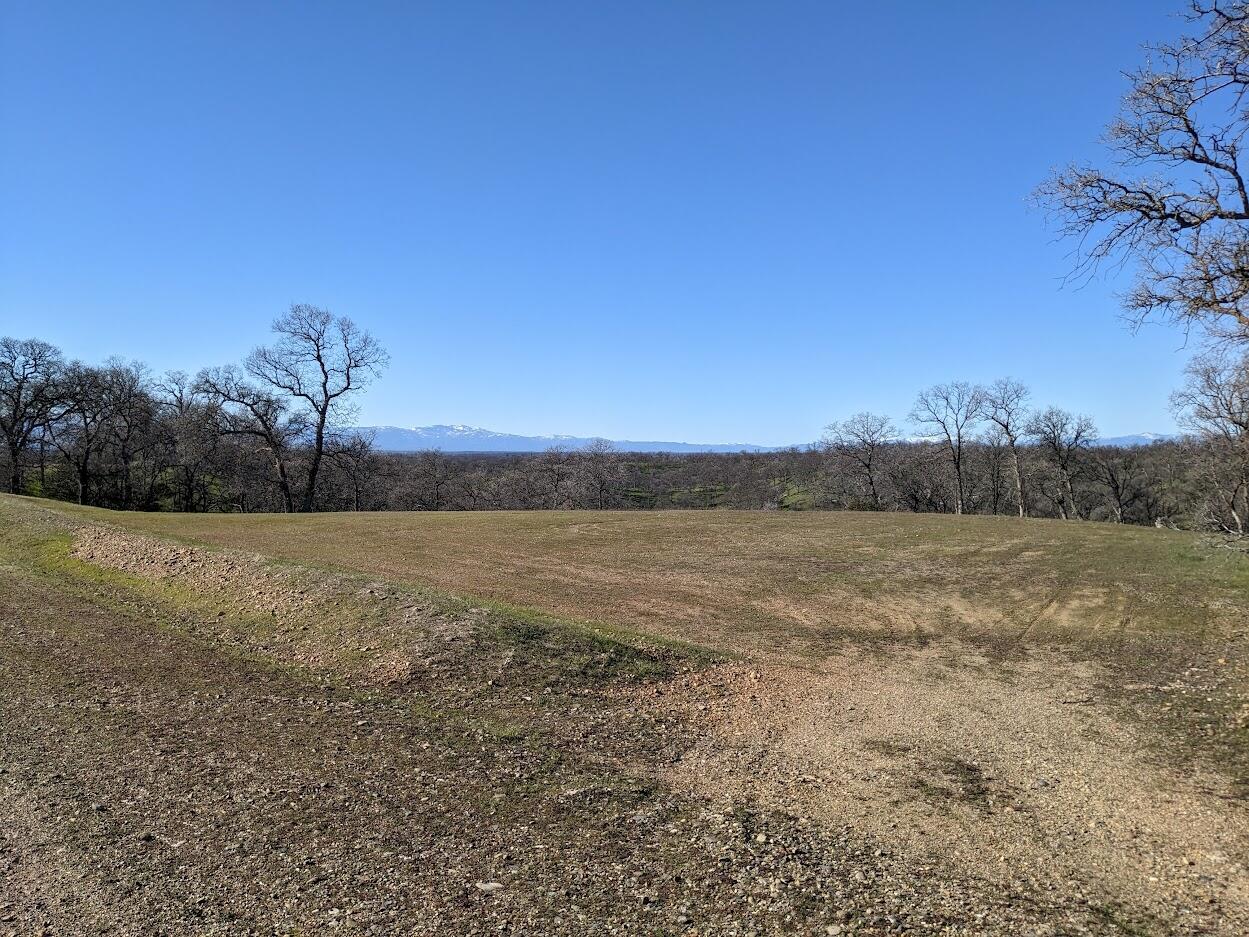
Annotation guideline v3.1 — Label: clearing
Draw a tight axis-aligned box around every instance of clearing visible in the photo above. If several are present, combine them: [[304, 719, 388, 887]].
[[2, 496, 1248, 935]]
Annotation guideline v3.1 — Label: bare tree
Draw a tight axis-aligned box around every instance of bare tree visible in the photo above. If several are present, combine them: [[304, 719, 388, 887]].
[[326, 430, 383, 511], [1027, 407, 1098, 520], [888, 441, 952, 514], [1094, 448, 1150, 523], [822, 412, 897, 510], [1037, 2, 1249, 343], [0, 337, 63, 494], [48, 363, 114, 505], [1173, 347, 1249, 439], [910, 382, 985, 514], [982, 378, 1032, 517], [196, 365, 304, 513], [977, 426, 1012, 516], [157, 371, 223, 512], [402, 449, 455, 511], [102, 359, 158, 509], [246, 305, 388, 511], [576, 438, 623, 509], [1172, 348, 1249, 530], [536, 445, 573, 509]]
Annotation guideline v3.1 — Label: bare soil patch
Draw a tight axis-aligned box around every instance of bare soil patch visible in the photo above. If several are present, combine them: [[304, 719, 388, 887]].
[[655, 645, 1249, 935]]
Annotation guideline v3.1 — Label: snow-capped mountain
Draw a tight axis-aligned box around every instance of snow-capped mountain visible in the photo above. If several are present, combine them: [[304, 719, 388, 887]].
[[354, 424, 780, 454], [1093, 432, 1176, 447]]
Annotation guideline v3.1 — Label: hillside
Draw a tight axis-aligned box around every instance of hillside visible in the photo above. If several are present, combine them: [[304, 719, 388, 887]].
[[4, 496, 1249, 935]]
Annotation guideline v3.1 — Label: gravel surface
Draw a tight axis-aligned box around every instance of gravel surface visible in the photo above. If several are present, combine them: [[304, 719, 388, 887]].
[[659, 653, 1249, 936]]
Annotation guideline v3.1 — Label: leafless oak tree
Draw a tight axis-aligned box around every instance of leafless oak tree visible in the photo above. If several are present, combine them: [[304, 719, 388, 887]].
[[577, 438, 622, 509], [327, 430, 384, 511], [0, 337, 63, 494], [48, 362, 114, 505], [102, 359, 157, 509], [157, 370, 222, 512], [1038, 2, 1249, 343], [196, 365, 304, 513], [822, 412, 897, 510], [910, 382, 985, 515], [1091, 448, 1147, 524], [982, 378, 1032, 517], [246, 305, 388, 511], [1027, 407, 1098, 520], [1172, 348, 1249, 530], [536, 445, 573, 509]]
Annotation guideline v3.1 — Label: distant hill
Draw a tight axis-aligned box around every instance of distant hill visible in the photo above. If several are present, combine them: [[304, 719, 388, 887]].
[[354, 424, 782, 454]]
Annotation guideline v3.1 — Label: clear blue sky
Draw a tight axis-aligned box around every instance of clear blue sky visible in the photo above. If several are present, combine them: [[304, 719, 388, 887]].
[[1, 0, 1194, 444]]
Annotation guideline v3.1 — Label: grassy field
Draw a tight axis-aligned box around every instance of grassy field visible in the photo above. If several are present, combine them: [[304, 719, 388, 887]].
[[51, 503, 1249, 658]]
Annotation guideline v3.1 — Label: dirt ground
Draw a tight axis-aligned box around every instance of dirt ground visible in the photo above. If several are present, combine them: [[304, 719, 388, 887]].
[[3, 496, 1248, 935], [657, 648, 1249, 935]]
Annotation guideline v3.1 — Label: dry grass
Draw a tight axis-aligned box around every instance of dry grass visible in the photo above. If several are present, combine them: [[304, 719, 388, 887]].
[[45, 504, 1249, 659]]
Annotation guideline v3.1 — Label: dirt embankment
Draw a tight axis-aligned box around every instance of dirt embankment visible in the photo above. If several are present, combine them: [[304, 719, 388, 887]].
[[70, 524, 472, 686]]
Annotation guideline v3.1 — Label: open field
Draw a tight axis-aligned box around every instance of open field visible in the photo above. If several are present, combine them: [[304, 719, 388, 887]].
[[4, 495, 1249, 935], [50, 505, 1249, 657]]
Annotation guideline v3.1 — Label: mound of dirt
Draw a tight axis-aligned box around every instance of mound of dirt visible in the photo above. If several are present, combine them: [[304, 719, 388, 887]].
[[73, 525, 334, 617]]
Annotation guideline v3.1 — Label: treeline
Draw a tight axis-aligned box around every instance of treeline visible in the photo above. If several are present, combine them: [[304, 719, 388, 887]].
[[312, 441, 1211, 529], [2, 316, 1246, 532], [0, 307, 387, 513]]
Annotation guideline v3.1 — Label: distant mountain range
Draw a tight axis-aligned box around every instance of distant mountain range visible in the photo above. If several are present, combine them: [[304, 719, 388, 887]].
[[1092, 432, 1176, 447], [352, 424, 1176, 454], [356, 424, 781, 453]]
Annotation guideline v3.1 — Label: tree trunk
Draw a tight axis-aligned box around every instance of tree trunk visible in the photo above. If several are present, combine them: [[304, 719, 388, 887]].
[[272, 454, 294, 513], [119, 452, 133, 509], [300, 410, 328, 513], [7, 440, 21, 494], [1062, 473, 1078, 520], [76, 462, 89, 505], [1009, 444, 1026, 518]]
